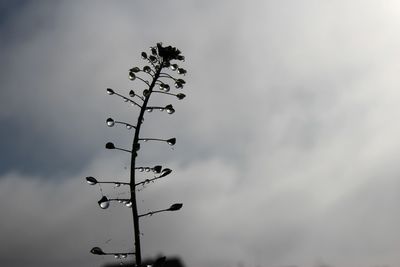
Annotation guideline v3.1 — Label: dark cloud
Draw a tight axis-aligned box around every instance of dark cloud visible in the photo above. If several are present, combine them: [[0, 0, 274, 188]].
[[1, 1, 400, 267]]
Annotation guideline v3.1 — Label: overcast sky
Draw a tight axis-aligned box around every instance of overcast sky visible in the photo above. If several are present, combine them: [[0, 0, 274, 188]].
[[1, 1, 400, 267]]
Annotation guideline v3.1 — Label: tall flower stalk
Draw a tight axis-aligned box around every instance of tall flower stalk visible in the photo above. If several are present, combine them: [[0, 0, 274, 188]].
[[86, 43, 187, 267]]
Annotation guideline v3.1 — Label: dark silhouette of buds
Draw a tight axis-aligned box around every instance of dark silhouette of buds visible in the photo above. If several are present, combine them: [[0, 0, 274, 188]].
[[105, 142, 115, 149], [86, 176, 98, 185], [169, 203, 183, 211], [177, 68, 186, 75], [130, 67, 141, 73], [143, 89, 150, 97], [98, 196, 110, 209], [153, 165, 162, 173], [167, 138, 176, 146], [165, 104, 175, 114], [91, 247, 105, 255], [149, 55, 157, 63], [175, 79, 185, 89], [129, 72, 136, 80], [106, 118, 115, 127], [133, 143, 140, 151], [159, 83, 170, 92], [143, 66, 151, 73], [157, 43, 183, 63], [176, 93, 186, 100], [159, 168, 172, 178]]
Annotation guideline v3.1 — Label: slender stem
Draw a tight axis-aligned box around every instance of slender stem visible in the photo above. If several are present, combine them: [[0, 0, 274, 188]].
[[136, 76, 150, 86], [152, 90, 178, 97], [141, 69, 155, 78], [114, 92, 142, 108], [146, 106, 166, 110], [115, 147, 132, 153], [134, 175, 163, 187], [97, 181, 130, 186], [103, 252, 136, 256], [138, 138, 167, 142], [114, 121, 136, 129], [109, 198, 131, 202], [135, 95, 145, 101], [130, 62, 162, 267], [159, 73, 177, 80], [138, 208, 170, 218]]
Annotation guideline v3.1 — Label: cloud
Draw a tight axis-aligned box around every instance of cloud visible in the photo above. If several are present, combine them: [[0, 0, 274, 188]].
[[1, 0, 400, 267]]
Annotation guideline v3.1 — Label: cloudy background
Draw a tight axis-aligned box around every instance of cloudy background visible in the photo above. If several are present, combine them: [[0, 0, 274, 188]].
[[1, 1, 400, 267]]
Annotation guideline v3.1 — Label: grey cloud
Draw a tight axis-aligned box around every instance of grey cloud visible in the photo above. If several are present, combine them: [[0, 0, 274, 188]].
[[1, 0, 400, 267]]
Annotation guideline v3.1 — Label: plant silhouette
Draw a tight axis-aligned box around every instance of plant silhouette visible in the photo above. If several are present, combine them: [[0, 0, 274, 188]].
[[86, 43, 187, 267], [103, 256, 185, 267]]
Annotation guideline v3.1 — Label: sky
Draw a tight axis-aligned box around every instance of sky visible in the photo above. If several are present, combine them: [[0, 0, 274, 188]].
[[1, 1, 400, 267]]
